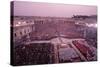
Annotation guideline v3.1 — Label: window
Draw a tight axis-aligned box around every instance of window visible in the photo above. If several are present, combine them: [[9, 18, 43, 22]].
[[20, 32, 22, 36], [15, 33, 17, 37], [24, 29, 26, 34]]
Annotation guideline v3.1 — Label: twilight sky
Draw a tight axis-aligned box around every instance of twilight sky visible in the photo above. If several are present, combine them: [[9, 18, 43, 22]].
[[13, 1, 97, 17]]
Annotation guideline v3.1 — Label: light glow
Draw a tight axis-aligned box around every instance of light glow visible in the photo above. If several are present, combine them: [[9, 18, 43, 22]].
[[86, 23, 97, 28]]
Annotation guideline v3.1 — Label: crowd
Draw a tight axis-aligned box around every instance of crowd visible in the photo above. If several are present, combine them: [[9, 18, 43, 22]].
[[13, 43, 55, 66], [72, 40, 95, 61]]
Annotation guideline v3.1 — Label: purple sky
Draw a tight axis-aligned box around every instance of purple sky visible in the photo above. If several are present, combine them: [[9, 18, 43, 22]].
[[13, 1, 97, 17]]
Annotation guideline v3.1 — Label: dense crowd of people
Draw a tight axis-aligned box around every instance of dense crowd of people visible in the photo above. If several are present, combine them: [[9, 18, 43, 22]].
[[13, 43, 55, 66], [72, 40, 96, 61]]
